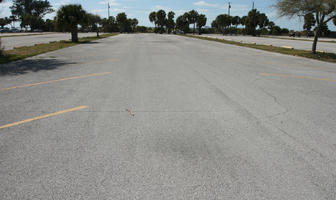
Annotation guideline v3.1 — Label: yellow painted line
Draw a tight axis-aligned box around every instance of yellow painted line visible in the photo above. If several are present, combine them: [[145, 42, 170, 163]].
[[260, 73, 336, 82], [0, 72, 112, 92], [0, 106, 88, 130]]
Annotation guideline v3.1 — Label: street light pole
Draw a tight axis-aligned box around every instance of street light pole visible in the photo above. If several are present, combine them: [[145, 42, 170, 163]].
[[228, 2, 231, 35], [108, 3, 110, 18], [228, 2, 231, 16]]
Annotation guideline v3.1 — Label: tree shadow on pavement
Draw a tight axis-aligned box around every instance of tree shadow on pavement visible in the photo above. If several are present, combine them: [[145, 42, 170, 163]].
[[0, 59, 77, 76]]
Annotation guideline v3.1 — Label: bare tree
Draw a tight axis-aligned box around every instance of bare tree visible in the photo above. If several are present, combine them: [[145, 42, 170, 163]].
[[276, 0, 336, 53]]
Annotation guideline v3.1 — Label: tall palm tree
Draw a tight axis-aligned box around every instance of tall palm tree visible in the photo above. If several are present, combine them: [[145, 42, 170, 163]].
[[56, 4, 87, 42], [188, 10, 199, 34], [197, 14, 207, 35], [156, 10, 166, 34], [149, 11, 157, 28]]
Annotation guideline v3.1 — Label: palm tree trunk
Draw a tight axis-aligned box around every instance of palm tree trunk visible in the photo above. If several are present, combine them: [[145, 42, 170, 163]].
[[193, 23, 196, 34], [0, 39, 3, 57], [312, 28, 319, 54], [71, 29, 78, 42]]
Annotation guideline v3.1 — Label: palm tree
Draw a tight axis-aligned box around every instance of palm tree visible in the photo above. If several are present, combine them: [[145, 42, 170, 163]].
[[188, 10, 199, 34], [167, 11, 175, 34], [56, 4, 87, 42], [215, 14, 231, 35], [149, 11, 157, 28], [176, 15, 189, 33], [231, 16, 240, 29], [116, 12, 128, 33], [156, 10, 166, 34], [87, 13, 102, 37], [130, 18, 138, 32], [196, 14, 207, 35]]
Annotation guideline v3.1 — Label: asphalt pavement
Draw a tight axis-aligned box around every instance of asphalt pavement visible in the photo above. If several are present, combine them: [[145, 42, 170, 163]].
[[0, 33, 335, 200], [1, 32, 102, 50], [203, 34, 336, 53]]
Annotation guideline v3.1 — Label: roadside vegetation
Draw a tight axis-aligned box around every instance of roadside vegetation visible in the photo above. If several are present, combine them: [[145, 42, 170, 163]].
[[3, 0, 141, 35], [276, 0, 336, 53], [149, 10, 207, 35], [0, 33, 118, 65], [0, 0, 335, 58], [184, 34, 336, 63]]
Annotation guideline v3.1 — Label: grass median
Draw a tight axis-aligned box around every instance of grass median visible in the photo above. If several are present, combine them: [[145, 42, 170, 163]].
[[182, 35, 336, 63], [0, 33, 118, 64]]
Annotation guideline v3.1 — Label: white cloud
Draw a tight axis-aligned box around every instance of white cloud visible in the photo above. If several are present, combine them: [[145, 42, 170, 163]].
[[194, 1, 217, 8], [99, 0, 119, 6], [0, 1, 12, 17]]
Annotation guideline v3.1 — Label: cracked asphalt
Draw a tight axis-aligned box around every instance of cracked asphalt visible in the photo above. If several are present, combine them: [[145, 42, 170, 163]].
[[0, 33, 336, 199]]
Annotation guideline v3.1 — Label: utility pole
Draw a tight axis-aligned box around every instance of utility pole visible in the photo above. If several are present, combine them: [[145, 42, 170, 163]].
[[252, 1, 254, 10], [228, 2, 231, 35], [108, 3, 110, 18], [228, 2, 231, 16]]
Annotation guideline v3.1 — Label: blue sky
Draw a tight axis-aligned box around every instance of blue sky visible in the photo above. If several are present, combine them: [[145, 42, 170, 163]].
[[0, 0, 335, 30]]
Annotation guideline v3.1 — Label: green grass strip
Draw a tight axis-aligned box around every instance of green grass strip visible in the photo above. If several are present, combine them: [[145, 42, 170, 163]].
[[0, 33, 118, 64], [182, 34, 336, 63]]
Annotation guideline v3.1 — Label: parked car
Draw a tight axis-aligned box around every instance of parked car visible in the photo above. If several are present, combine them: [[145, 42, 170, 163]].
[[11, 28, 21, 33], [176, 30, 184, 34]]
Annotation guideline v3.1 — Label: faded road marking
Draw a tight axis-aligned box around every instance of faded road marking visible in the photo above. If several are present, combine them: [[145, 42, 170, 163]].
[[0, 106, 88, 130], [260, 73, 336, 82], [0, 72, 112, 92]]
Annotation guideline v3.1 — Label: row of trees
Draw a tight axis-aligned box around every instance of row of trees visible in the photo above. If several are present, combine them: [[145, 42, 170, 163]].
[[212, 9, 284, 36], [148, 9, 287, 36], [147, 1, 336, 54], [56, 5, 139, 42], [6, 0, 140, 42], [10, 0, 54, 31], [0, 16, 17, 29], [149, 10, 207, 34]]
